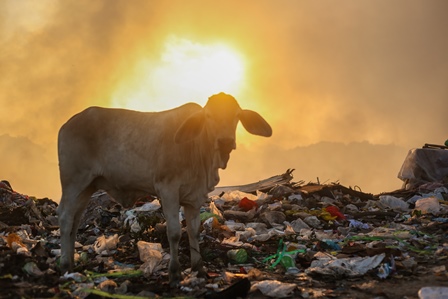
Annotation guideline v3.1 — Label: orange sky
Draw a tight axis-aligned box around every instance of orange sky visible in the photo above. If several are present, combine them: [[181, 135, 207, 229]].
[[1, 1, 448, 200]]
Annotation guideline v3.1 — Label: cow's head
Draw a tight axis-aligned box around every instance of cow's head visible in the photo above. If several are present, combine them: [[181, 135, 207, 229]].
[[174, 92, 272, 169]]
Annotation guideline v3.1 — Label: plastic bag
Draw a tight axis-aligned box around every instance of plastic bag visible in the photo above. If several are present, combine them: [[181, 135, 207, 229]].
[[398, 148, 448, 189]]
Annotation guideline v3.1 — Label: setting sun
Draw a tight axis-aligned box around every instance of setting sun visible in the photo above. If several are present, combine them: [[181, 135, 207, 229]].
[[111, 36, 246, 111]]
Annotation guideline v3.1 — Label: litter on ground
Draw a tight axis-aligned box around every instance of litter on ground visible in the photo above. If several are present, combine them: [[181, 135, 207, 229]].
[[1, 145, 448, 298]]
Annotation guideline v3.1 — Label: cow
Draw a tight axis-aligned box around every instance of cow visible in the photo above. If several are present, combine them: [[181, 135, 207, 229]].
[[57, 92, 272, 286]]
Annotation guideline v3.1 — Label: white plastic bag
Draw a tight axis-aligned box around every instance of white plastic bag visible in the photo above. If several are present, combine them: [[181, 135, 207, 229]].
[[251, 280, 296, 298]]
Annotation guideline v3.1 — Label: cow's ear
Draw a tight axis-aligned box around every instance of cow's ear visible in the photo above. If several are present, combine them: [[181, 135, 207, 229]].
[[174, 111, 206, 143], [239, 109, 272, 137]]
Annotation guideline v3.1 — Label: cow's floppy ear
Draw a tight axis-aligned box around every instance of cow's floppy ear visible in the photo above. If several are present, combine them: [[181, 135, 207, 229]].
[[174, 111, 206, 143], [239, 109, 272, 137]]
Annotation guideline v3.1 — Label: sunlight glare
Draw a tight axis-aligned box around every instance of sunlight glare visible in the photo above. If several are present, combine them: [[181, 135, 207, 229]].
[[111, 36, 246, 111]]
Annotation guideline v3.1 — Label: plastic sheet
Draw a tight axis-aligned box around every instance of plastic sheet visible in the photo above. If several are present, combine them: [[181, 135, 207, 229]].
[[137, 241, 165, 276], [398, 148, 448, 189], [305, 253, 385, 278], [418, 286, 448, 299]]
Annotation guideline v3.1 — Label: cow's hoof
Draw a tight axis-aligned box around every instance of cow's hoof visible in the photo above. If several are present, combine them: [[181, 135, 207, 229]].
[[170, 281, 180, 289], [59, 260, 72, 275], [197, 266, 207, 278], [169, 272, 182, 288]]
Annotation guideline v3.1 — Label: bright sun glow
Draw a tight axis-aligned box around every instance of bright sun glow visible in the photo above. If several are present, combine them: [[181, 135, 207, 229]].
[[111, 36, 246, 111]]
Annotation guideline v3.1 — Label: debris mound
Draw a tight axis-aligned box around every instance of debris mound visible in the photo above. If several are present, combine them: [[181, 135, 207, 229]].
[[1, 149, 448, 298]]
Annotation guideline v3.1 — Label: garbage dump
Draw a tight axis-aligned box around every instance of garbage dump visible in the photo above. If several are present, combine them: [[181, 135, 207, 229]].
[[1, 145, 448, 298]]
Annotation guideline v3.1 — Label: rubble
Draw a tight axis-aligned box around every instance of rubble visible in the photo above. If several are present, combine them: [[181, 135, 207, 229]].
[[1, 148, 448, 298]]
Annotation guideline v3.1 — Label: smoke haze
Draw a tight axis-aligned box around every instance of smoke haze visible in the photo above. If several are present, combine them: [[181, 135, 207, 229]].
[[1, 1, 447, 200]]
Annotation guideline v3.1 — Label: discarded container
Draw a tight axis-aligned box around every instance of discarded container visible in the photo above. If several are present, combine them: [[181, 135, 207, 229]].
[[227, 248, 248, 264], [279, 254, 300, 274], [279, 255, 294, 268]]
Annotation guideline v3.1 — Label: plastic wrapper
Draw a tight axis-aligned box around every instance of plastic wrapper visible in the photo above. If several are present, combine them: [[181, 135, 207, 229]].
[[209, 201, 223, 218], [224, 220, 246, 232], [324, 205, 346, 220], [287, 218, 310, 233], [414, 197, 443, 215], [377, 195, 410, 212], [238, 197, 258, 211], [348, 219, 371, 230], [260, 210, 286, 226], [220, 190, 258, 202], [304, 216, 321, 228], [93, 234, 119, 255]]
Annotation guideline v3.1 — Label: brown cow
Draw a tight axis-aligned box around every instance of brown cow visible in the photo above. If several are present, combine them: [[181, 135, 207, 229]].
[[57, 92, 272, 286]]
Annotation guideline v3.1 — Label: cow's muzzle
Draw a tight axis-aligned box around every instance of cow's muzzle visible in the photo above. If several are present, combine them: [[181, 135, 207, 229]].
[[218, 138, 236, 153]]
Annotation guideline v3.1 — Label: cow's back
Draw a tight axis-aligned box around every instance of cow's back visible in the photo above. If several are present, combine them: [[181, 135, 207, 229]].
[[57, 104, 204, 201]]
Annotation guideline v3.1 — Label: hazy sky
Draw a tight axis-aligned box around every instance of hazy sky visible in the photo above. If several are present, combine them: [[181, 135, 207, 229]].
[[1, 1, 447, 200]]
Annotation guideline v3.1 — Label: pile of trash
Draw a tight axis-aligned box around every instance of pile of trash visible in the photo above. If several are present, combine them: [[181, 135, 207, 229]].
[[1, 147, 448, 298]]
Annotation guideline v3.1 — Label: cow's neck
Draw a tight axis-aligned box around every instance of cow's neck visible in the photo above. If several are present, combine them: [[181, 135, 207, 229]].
[[199, 128, 221, 192]]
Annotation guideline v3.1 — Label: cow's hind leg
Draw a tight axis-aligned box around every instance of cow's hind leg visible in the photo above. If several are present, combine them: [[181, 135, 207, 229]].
[[184, 205, 205, 277], [58, 185, 94, 274], [160, 192, 182, 287]]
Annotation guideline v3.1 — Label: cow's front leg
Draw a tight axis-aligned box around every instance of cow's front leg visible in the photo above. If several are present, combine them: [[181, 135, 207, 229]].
[[160, 196, 181, 287], [184, 205, 205, 277]]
